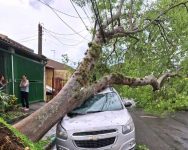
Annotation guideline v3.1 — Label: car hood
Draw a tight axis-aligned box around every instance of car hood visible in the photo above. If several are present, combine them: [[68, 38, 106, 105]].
[[61, 109, 131, 131]]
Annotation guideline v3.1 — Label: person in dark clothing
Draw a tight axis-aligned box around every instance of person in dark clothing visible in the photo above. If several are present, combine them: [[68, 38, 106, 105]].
[[0, 74, 6, 91], [20, 75, 29, 111]]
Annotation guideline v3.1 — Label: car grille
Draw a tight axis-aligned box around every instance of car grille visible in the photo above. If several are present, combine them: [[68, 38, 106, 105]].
[[74, 137, 116, 148], [73, 129, 116, 136]]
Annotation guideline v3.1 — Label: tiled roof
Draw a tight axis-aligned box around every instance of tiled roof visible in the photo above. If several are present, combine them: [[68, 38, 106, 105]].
[[0, 34, 34, 52], [47, 59, 74, 70], [0, 34, 46, 61]]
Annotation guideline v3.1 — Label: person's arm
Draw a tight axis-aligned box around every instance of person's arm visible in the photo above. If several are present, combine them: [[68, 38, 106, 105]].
[[19, 81, 23, 87], [23, 80, 29, 87]]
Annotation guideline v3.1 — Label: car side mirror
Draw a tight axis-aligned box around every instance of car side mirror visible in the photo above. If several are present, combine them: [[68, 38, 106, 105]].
[[124, 102, 132, 107]]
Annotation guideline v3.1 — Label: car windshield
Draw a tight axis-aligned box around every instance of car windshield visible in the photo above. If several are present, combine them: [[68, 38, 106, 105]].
[[69, 92, 123, 116]]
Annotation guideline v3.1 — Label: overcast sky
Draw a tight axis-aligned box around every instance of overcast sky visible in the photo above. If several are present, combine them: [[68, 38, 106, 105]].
[[0, 0, 93, 66]]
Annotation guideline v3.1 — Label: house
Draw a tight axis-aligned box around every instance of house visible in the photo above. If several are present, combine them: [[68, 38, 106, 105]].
[[45, 59, 73, 101], [0, 34, 47, 103]]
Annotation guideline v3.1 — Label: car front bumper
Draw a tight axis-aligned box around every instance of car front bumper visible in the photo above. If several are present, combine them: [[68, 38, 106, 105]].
[[56, 125, 135, 150]]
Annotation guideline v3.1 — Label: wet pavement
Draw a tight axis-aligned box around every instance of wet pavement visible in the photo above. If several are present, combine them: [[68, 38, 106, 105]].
[[129, 108, 188, 150]]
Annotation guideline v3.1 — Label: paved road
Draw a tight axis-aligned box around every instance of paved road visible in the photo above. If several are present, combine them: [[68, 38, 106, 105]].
[[129, 108, 188, 150]]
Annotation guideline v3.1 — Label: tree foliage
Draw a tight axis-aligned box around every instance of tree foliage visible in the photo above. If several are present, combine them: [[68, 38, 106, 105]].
[[86, 0, 188, 114]]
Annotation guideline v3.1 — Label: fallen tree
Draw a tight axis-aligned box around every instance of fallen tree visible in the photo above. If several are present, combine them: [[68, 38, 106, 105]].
[[13, 0, 188, 141]]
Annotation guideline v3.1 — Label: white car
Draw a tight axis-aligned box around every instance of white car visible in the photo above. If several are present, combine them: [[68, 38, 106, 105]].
[[56, 87, 136, 150]]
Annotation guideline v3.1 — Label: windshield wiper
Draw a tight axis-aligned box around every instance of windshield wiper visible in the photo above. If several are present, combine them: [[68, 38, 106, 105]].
[[86, 110, 103, 114], [67, 112, 86, 117]]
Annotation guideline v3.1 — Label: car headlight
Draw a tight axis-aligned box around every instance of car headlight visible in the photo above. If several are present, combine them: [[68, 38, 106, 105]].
[[122, 119, 134, 134], [56, 124, 68, 140]]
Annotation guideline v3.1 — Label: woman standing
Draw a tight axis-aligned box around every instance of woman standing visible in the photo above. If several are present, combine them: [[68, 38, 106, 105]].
[[20, 75, 29, 111]]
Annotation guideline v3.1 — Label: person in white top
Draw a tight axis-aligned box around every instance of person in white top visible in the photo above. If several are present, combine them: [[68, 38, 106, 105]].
[[20, 75, 29, 111]]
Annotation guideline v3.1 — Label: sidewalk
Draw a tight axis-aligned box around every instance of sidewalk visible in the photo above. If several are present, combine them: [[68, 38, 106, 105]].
[[29, 101, 46, 113]]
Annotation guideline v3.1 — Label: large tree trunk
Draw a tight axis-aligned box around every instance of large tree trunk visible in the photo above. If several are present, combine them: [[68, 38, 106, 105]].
[[13, 40, 103, 141]]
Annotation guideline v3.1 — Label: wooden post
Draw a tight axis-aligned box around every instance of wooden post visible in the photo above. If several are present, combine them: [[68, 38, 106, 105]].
[[38, 23, 42, 56]]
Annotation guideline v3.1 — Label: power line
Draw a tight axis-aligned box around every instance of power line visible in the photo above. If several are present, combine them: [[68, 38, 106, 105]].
[[102, 0, 108, 24], [82, 7, 91, 21], [81, 6, 93, 26], [20, 38, 38, 42], [44, 29, 88, 41], [109, 0, 114, 28], [38, 0, 87, 19], [45, 30, 88, 47], [70, 0, 89, 30], [43, 27, 87, 36], [37, 0, 88, 41], [18, 34, 38, 41], [91, 0, 106, 43], [93, 0, 102, 23]]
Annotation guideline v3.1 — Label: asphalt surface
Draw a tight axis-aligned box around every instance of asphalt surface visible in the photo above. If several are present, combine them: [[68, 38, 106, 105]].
[[129, 108, 188, 150]]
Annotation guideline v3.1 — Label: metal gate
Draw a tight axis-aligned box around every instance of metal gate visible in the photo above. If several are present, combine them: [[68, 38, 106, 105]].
[[13, 54, 44, 103]]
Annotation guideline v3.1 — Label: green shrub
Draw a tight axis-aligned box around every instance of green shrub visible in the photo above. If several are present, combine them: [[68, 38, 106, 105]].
[[0, 92, 17, 112], [117, 78, 188, 116]]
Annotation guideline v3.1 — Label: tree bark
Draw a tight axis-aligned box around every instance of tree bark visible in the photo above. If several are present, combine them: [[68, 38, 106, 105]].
[[91, 72, 179, 92]]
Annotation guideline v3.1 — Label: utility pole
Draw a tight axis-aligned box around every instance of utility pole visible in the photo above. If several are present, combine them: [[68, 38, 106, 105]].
[[38, 23, 42, 55]]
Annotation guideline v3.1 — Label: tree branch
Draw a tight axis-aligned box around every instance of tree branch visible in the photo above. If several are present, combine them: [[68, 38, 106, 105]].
[[71, 71, 180, 111], [131, 0, 188, 34], [157, 72, 179, 88], [105, 38, 118, 61], [128, 0, 134, 30], [102, 0, 125, 28], [91, 71, 180, 93], [104, 0, 188, 40]]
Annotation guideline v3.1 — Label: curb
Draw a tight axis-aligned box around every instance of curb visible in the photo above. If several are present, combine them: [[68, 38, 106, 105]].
[[6, 113, 30, 124]]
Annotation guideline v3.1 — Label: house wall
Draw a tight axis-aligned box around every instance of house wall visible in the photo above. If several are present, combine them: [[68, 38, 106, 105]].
[[44, 69, 72, 100], [46, 67, 54, 87], [54, 70, 71, 82]]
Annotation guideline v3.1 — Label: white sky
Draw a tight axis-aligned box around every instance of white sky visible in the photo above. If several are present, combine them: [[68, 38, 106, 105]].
[[0, 0, 93, 66]]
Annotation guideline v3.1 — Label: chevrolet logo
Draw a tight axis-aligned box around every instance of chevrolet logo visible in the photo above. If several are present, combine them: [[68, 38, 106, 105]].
[[89, 135, 98, 141]]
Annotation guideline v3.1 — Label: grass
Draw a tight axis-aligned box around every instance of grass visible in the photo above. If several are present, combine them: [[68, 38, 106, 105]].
[[0, 110, 28, 122], [136, 144, 150, 150]]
